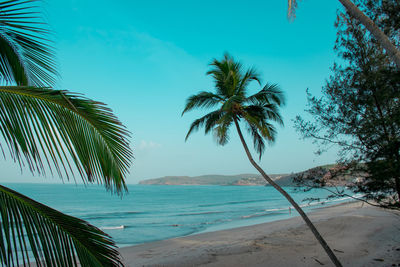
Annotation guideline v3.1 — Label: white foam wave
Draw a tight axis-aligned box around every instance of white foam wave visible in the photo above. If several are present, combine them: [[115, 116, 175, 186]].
[[100, 225, 125, 230]]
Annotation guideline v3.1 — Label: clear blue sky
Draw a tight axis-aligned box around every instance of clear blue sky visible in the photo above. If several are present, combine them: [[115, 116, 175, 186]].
[[1, 0, 344, 184]]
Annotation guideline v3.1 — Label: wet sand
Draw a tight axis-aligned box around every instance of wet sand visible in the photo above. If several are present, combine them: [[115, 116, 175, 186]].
[[119, 201, 400, 266]]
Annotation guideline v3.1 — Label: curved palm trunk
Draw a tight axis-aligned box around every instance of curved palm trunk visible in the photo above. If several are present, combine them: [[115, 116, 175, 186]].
[[339, 0, 400, 68], [233, 119, 343, 267]]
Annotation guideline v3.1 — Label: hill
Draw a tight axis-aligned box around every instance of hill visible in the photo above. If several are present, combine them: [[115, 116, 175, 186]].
[[139, 164, 360, 186], [139, 173, 292, 186]]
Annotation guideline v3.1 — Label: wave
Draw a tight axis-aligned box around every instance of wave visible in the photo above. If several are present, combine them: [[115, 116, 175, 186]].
[[166, 217, 234, 228], [176, 211, 225, 216], [329, 193, 365, 202], [241, 210, 285, 219], [264, 207, 288, 212], [297, 193, 365, 208], [239, 197, 358, 220], [81, 211, 146, 220], [100, 225, 125, 230], [198, 199, 268, 207]]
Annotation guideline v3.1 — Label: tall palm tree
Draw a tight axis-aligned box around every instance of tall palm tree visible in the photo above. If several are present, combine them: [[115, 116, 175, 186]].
[[0, 1, 132, 266], [287, 0, 400, 68], [182, 54, 342, 267]]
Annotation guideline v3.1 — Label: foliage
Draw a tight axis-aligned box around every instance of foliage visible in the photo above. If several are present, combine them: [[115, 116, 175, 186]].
[[287, 0, 299, 20], [0, 1, 132, 266], [294, 0, 400, 208], [183, 53, 285, 159], [0, 185, 122, 266], [0, 86, 132, 193], [0, 0, 57, 87], [361, 0, 400, 47]]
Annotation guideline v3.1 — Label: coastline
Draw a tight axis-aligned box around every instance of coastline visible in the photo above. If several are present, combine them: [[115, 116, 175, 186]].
[[119, 201, 400, 266]]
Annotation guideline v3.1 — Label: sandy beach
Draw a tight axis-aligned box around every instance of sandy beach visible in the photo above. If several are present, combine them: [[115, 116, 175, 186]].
[[119, 201, 400, 267]]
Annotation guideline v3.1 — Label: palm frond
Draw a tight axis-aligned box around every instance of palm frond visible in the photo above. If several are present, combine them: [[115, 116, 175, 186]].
[[0, 35, 28, 85], [220, 95, 244, 113], [237, 67, 260, 96], [244, 104, 284, 126], [213, 126, 230, 145], [0, 86, 132, 194], [204, 110, 224, 134], [181, 91, 223, 115], [243, 107, 278, 158], [185, 110, 222, 141], [243, 109, 277, 140], [0, 0, 57, 87], [246, 83, 286, 107], [263, 103, 284, 126], [213, 114, 232, 146], [288, 0, 299, 20], [207, 53, 243, 98], [246, 123, 266, 160], [206, 60, 229, 97], [0, 185, 122, 267]]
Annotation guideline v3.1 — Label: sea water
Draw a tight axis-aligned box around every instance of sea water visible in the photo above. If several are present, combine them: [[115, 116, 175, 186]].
[[3, 183, 355, 247]]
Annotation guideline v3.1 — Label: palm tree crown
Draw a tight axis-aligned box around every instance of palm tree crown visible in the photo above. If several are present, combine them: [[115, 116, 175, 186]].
[[182, 53, 285, 159]]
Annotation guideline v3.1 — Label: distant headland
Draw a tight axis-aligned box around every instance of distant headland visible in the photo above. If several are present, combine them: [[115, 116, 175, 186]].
[[139, 164, 353, 186], [139, 173, 289, 186]]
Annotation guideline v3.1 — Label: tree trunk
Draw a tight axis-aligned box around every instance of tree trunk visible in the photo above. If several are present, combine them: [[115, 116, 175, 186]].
[[395, 177, 400, 204], [338, 0, 400, 68], [233, 119, 343, 267], [393, 148, 400, 204]]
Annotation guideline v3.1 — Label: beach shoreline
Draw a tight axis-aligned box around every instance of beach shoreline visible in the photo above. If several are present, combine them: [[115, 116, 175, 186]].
[[119, 201, 400, 266]]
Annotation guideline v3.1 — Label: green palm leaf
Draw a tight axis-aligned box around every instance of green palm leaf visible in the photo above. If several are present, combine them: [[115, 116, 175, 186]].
[[246, 83, 285, 107], [207, 54, 245, 98], [243, 104, 282, 134], [213, 114, 232, 146], [185, 110, 222, 141], [237, 68, 260, 96], [184, 53, 284, 159], [182, 91, 223, 115], [246, 123, 266, 160], [0, 0, 57, 87], [0, 86, 132, 193], [0, 185, 122, 267]]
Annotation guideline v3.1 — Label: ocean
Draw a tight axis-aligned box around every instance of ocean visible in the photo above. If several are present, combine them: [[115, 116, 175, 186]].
[[4, 183, 354, 247]]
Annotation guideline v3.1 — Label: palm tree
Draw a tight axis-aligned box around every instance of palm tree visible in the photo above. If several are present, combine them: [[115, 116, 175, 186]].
[[0, 1, 132, 266], [182, 54, 342, 267], [287, 0, 400, 68]]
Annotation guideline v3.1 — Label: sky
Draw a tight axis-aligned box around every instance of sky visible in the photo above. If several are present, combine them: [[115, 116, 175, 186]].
[[1, 0, 345, 184]]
